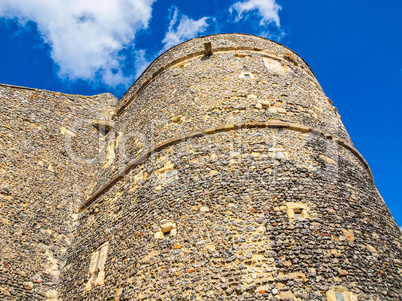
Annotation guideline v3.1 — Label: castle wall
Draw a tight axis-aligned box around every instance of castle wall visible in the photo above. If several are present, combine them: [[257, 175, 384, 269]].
[[0, 85, 116, 300], [62, 128, 401, 300], [91, 34, 352, 197], [62, 34, 402, 300]]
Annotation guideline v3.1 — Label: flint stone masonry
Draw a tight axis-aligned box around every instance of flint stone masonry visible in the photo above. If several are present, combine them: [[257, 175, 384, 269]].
[[0, 84, 116, 300], [0, 34, 401, 300]]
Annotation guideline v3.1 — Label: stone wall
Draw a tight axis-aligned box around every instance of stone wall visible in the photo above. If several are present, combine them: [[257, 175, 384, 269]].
[[62, 129, 402, 300], [0, 84, 116, 300], [1, 33, 401, 301], [90, 34, 352, 198], [62, 34, 401, 301]]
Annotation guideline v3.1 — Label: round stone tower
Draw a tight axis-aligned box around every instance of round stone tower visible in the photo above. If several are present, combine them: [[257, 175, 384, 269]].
[[61, 34, 402, 300]]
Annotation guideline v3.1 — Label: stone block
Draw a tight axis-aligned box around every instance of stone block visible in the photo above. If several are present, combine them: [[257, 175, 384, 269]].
[[23, 282, 33, 290], [263, 57, 286, 75], [259, 100, 270, 108], [276, 107, 287, 114], [46, 290, 58, 299], [154, 231, 164, 239], [200, 206, 210, 212], [161, 222, 176, 233], [60, 127, 76, 137], [320, 154, 336, 164]]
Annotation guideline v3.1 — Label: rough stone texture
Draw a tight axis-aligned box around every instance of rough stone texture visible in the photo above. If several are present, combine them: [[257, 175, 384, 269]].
[[1, 33, 401, 300], [0, 85, 116, 299]]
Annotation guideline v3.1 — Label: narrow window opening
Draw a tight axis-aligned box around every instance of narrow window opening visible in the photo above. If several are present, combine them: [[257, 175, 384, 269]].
[[88, 119, 114, 136]]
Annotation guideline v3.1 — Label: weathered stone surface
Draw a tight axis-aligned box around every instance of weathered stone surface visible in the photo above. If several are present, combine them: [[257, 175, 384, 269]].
[[1, 34, 401, 300], [0, 84, 116, 300]]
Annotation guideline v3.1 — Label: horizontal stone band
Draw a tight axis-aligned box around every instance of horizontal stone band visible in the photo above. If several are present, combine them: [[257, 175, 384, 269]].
[[79, 120, 373, 212]]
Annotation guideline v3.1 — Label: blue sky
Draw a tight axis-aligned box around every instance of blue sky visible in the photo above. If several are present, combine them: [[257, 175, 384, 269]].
[[0, 0, 401, 228]]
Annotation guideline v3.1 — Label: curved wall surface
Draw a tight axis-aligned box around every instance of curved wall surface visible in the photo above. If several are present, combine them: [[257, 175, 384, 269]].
[[61, 34, 402, 300]]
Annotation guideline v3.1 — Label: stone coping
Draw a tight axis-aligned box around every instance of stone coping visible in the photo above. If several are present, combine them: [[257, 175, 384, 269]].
[[118, 33, 317, 109], [79, 120, 373, 213], [0, 82, 114, 99]]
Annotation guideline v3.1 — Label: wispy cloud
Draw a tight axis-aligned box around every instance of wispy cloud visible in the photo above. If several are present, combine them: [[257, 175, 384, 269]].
[[229, 0, 281, 26], [133, 49, 152, 79], [161, 7, 212, 53], [0, 0, 155, 87]]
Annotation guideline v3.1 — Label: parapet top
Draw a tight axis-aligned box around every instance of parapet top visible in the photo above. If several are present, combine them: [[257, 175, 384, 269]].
[[117, 33, 316, 116]]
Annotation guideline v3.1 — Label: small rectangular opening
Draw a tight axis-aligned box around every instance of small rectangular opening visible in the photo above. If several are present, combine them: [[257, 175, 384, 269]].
[[294, 209, 303, 219]]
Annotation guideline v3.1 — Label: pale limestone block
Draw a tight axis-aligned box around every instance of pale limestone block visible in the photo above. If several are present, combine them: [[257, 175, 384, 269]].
[[263, 57, 286, 75], [268, 107, 277, 113], [210, 153, 218, 160], [200, 206, 210, 212], [279, 291, 296, 300], [234, 53, 250, 58], [210, 170, 219, 176], [161, 222, 174, 233], [276, 107, 287, 114], [88, 252, 99, 276], [46, 289, 58, 299], [170, 228, 177, 237], [60, 127, 76, 137], [115, 288, 123, 300], [95, 270, 105, 286], [105, 139, 116, 168], [342, 229, 355, 241], [23, 282, 33, 290], [230, 151, 240, 157], [154, 231, 163, 239], [255, 103, 262, 109], [268, 148, 283, 152], [279, 271, 306, 282], [97, 243, 109, 271], [367, 244, 378, 256], [247, 94, 257, 99], [171, 116, 182, 122], [319, 154, 336, 164], [259, 100, 270, 108]]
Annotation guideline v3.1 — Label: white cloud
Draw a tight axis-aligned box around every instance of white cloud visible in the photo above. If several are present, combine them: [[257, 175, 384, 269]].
[[161, 7, 211, 52], [133, 49, 152, 79], [0, 0, 155, 87], [230, 0, 281, 27], [261, 28, 286, 42]]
